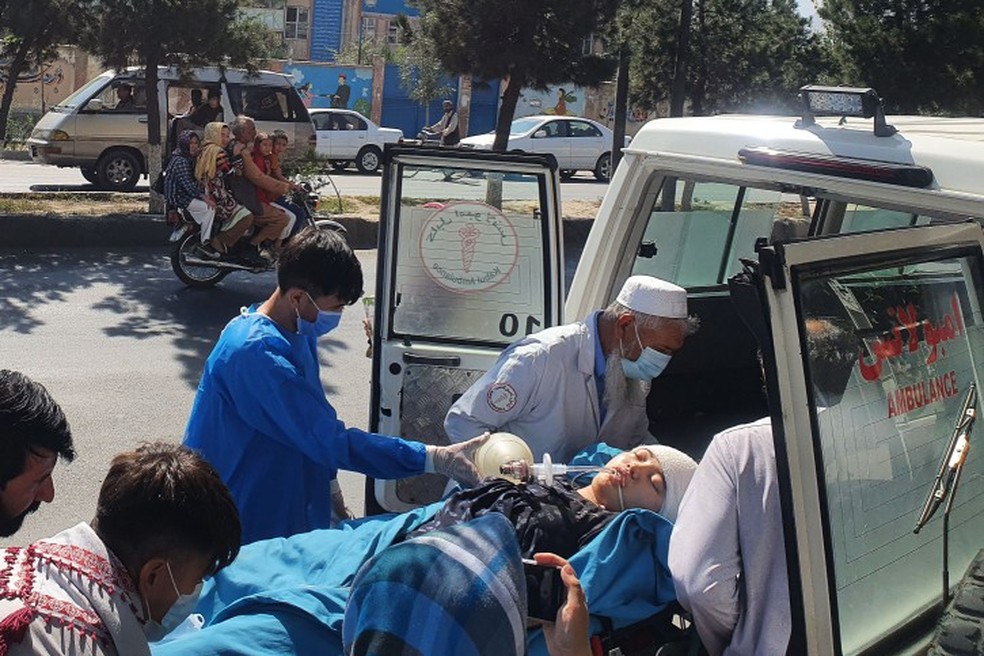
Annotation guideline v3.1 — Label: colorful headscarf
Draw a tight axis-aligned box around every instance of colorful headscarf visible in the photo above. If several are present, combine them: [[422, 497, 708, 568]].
[[196, 121, 228, 183], [174, 129, 198, 158], [343, 513, 528, 656]]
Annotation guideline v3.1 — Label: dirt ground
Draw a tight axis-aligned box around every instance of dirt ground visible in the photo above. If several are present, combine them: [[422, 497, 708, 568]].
[[0, 194, 603, 220], [0, 194, 150, 216]]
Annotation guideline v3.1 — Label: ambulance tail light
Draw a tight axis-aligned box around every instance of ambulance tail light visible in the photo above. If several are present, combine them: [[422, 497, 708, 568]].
[[738, 146, 935, 188]]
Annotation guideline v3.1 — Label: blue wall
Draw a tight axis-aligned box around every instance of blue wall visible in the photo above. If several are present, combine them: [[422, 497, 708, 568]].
[[379, 64, 457, 136], [311, 0, 344, 61], [377, 65, 501, 138], [364, 0, 419, 17], [468, 80, 500, 135]]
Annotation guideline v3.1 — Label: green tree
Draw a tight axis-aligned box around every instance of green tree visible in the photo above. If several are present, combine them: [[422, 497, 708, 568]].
[[80, 0, 270, 207], [411, 0, 618, 151], [0, 0, 90, 144], [392, 15, 452, 128], [616, 0, 823, 117], [819, 0, 984, 114]]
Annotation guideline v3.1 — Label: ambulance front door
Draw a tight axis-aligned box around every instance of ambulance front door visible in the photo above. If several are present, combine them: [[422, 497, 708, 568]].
[[757, 222, 984, 654], [367, 146, 565, 513]]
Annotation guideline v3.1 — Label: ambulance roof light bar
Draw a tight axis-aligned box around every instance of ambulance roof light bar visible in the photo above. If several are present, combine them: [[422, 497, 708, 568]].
[[795, 85, 897, 138]]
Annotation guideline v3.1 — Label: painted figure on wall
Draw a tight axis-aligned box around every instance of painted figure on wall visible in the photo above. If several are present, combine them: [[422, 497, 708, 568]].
[[288, 66, 371, 116], [515, 85, 584, 119], [331, 74, 350, 109]]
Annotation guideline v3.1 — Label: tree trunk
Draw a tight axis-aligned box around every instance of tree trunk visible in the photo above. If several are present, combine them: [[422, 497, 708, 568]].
[[492, 69, 526, 152], [611, 42, 630, 172], [144, 60, 165, 213], [670, 0, 693, 117], [0, 40, 32, 146], [691, 0, 706, 116]]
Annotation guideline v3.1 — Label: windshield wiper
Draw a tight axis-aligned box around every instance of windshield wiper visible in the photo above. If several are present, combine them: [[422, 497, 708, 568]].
[[913, 382, 976, 604], [914, 383, 976, 534]]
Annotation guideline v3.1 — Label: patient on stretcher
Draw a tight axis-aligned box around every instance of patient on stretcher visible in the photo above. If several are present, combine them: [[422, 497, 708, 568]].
[[151, 444, 697, 656], [407, 444, 698, 558]]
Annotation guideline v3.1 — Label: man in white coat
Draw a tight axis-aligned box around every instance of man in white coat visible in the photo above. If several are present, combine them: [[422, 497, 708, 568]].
[[445, 276, 698, 462]]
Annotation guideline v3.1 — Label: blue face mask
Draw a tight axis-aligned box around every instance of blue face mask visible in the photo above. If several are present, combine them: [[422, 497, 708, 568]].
[[621, 323, 673, 381], [296, 292, 342, 337]]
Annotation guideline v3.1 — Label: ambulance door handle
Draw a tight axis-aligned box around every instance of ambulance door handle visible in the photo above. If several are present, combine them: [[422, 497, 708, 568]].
[[402, 353, 461, 367]]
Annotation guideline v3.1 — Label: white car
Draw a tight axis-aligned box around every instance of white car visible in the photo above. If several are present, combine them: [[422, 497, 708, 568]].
[[309, 108, 402, 173], [460, 115, 629, 181]]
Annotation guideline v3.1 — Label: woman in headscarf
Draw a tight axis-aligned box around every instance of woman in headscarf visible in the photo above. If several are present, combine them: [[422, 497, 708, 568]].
[[194, 122, 258, 262], [164, 130, 228, 258]]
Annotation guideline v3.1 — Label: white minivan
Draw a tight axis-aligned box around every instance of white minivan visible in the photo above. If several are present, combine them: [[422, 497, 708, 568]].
[[365, 87, 984, 654], [27, 66, 315, 191]]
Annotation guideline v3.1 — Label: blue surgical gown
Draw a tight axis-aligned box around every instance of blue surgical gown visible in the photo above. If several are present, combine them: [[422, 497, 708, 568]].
[[184, 306, 426, 544]]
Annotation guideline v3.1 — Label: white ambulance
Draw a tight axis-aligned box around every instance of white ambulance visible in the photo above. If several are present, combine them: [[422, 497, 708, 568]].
[[368, 86, 984, 654]]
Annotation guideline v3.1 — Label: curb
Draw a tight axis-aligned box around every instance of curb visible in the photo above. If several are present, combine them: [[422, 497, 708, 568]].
[[0, 213, 596, 251], [0, 150, 31, 162]]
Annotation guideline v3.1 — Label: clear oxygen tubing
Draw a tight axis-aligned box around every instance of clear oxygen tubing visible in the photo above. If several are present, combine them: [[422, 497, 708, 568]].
[[500, 453, 609, 486], [500, 455, 627, 511]]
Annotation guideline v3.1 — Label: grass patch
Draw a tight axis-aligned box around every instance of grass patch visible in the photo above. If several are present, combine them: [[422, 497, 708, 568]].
[[0, 192, 601, 221], [0, 193, 149, 216]]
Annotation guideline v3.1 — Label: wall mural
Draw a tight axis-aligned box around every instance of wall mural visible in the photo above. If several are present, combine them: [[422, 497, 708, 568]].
[[284, 64, 373, 117], [514, 85, 585, 118]]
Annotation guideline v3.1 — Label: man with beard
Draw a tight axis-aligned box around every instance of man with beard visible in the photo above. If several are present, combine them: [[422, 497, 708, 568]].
[[0, 370, 75, 537], [445, 276, 698, 462]]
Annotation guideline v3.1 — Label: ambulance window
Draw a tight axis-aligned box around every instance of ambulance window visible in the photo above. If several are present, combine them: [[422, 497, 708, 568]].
[[838, 204, 927, 233], [632, 177, 803, 289], [388, 165, 552, 345], [795, 254, 984, 653]]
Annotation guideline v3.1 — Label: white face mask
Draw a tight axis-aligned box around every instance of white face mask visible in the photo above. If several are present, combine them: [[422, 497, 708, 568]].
[[142, 561, 203, 642]]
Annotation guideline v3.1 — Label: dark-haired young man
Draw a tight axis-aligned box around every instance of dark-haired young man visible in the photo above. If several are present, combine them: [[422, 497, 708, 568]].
[[0, 442, 241, 655], [0, 369, 74, 537], [184, 229, 488, 544]]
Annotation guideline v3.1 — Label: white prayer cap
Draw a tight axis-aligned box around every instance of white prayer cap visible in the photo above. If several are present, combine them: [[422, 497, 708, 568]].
[[643, 444, 698, 523], [616, 276, 688, 319]]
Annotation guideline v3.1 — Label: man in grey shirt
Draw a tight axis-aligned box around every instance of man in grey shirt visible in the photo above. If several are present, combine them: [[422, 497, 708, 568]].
[[669, 317, 858, 654], [669, 416, 789, 655]]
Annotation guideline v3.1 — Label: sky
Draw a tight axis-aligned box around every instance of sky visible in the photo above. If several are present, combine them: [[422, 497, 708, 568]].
[[798, 0, 820, 24]]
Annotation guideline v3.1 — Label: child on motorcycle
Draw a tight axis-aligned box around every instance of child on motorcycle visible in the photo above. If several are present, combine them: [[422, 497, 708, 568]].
[[195, 122, 260, 264], [269, 132, 311, 237], [252, 132, 297, 250]]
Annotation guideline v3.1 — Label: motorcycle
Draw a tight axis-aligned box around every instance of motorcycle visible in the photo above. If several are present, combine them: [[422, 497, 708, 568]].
[[168, 179, 345, 288]]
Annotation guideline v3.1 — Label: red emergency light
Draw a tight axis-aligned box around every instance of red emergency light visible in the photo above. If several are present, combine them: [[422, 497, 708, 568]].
[[737, 146, 935, 188]]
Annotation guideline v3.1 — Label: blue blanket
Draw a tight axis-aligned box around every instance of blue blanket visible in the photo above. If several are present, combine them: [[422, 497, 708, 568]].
[[153, 445, 677, 655]]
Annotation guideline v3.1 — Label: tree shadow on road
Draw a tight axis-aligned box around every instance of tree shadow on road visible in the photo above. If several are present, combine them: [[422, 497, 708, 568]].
[[0, 247, 350, 394]]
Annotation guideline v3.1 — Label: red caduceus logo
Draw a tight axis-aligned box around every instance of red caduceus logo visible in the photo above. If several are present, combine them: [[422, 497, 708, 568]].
[[458, 224, 480, 273]]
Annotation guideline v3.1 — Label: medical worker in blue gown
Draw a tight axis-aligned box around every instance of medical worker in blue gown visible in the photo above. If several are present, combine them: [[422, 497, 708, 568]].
[[184, 229, 487, 544]]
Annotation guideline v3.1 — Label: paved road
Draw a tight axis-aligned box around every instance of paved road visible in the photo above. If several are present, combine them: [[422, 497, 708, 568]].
[[0, 246, 379, 547], [0, 158, 611, 201]]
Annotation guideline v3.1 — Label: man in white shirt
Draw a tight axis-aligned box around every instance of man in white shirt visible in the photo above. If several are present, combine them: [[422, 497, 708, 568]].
[[445, 276, 699, 462]]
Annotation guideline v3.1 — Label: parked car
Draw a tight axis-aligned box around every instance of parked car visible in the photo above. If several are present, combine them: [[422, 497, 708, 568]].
[[365, 85, 984, 654], [27, 66, 314, 191], [459, 115, 629, 181], [309, 108, 402, 174]]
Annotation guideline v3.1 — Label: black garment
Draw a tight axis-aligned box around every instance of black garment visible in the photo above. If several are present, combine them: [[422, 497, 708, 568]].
[[406, 478, 614, 559], [442, 109, 460, 146], [331, 83, 350, 109], [188, 103, 224, 127]]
